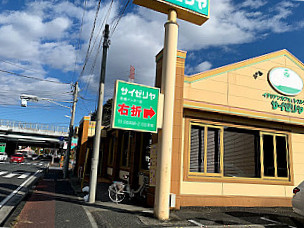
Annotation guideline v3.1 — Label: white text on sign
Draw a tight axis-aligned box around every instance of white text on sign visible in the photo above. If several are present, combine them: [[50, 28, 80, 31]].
[[176, 0, 207, 10]]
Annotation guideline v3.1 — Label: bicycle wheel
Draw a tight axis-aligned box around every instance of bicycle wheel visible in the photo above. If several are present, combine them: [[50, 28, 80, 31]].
[[108, 183, 125, 203]]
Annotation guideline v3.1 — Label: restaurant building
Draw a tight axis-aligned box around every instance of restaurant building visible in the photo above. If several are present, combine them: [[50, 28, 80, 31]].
[[77, 49, 304, 209], [163, 49, 304, 209]]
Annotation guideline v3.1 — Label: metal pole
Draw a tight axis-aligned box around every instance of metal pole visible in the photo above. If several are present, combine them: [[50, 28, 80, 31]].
[[88, 24, 110, 203], [63, 81, 78, 178], [154, 9, 178, 220]]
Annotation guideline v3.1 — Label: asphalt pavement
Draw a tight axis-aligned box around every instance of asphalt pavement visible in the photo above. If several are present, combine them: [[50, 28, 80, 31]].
[[0, 160, 47, 225], [3, 166, 304, 228], [0, 161, 46, 201]]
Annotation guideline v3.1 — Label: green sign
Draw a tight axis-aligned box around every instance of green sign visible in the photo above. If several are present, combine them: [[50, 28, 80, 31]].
[[0, 143, 6, 152], [263, 93, 304, 114], [112, 81, 160, 133], [164, 0, 209, 16], [71, 137, 78, 149], [133, 0, 210, 25]]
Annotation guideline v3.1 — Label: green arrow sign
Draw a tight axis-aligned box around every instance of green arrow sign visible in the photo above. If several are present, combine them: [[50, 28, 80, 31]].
[[112, 80, 160, 133]]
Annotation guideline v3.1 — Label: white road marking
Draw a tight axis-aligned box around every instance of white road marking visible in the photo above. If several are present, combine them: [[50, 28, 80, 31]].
[[3, 173, 18, 178], [83, 206, 98, 228], [260, 217, 282, 224], [0, 169, 42, 209], [260, 217, 296, 228], [188, 219, 204, 227], [18, 173, 31, 179], [0, 171, 8, 176]]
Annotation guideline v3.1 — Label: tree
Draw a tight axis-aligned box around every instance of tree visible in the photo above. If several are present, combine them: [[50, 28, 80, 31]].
[[90, 98, 113, 126]]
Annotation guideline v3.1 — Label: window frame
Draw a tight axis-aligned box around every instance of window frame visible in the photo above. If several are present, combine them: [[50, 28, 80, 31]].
[[260, 132, 290, 181], [188, 122, 224, 177], [185, 119, 293, 185]]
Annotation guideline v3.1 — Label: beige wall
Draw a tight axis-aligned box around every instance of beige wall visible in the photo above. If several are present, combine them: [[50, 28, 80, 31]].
[[178, 50, 304, 207], [184, 50, 304, 125]]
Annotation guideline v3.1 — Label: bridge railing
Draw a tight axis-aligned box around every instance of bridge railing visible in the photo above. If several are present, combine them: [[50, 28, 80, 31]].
[[0, 119, 69, 135]]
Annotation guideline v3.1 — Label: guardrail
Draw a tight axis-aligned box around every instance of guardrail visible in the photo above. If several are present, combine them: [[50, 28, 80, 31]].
[[0, 119, 69, 135]]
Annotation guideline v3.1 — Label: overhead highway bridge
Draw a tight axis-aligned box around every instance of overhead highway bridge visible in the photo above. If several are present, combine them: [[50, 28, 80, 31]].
[[0, 119, 69, 155]]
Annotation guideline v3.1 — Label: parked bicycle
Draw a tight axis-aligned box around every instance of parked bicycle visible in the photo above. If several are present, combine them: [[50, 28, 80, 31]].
[[108, 172, 149, 203]]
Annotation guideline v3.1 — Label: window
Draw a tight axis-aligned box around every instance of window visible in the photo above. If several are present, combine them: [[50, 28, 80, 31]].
[[189, 124, 222, 175], [261, 133, 289, 179], [188, 122, 290, 182], [223, 128, 260, 178]]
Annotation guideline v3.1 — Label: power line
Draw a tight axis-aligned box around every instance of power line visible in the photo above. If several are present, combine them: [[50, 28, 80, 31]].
[[110, 0, 131, 36], [88, 0, 114, 73], [0, 59, 46, 75], [79, 0, 114, 100], [0, 69, 70, 85], [79, 0, 102, 79]]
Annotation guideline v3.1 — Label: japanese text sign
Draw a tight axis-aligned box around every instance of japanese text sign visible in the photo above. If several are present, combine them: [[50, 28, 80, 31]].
[[133, 0, 209, 25], [112, 80, 160, 133]]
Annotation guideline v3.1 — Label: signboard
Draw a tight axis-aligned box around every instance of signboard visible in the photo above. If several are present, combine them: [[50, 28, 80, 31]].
[[112, 80, 160, 133], [133, 0, 210, 25], [268, 67, 303, 96], [0, 143, 6, 152], [262, 93, 304, 115], [71, 137, 78, 149]]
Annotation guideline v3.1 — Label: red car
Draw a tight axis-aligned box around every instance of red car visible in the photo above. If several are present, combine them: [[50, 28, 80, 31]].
[[10, 153, 25, 163]]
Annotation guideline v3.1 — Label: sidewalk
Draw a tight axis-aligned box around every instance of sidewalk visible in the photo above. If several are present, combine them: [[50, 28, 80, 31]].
[[10, 168, 92, 228], [8, 168, 304, 228]]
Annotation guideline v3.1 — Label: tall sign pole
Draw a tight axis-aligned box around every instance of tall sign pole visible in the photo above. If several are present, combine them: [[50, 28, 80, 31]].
[[63, 81, 78, 178], [154, 9, 178, 220], [88, 24, 110, 203]]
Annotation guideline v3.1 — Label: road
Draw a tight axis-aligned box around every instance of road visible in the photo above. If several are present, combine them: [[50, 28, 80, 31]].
[[0, 159, 48, 225]]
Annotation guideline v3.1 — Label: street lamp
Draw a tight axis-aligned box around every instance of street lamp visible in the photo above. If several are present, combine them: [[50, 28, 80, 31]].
[[19, 81, 78, 178], [20, 94, 39, 107], [20, 94, 72, 109]]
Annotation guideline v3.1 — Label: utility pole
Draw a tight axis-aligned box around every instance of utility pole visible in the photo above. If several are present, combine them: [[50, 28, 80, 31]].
[[63, 81, 78, 178], [88, 24, 110, 203]]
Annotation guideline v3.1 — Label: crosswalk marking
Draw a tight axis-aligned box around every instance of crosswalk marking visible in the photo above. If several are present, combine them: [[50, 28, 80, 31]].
[[18, 173, 31, 179], [0, 171, 33, 179], [3, 173, 18, 178], [0, 171, 8, 176]]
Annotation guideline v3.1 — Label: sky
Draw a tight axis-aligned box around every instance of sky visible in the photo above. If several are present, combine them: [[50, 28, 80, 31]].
[[0, 0, 304, 129]]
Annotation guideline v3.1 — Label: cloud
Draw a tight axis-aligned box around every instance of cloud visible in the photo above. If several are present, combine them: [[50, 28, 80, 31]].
[[178, 0, 302, 51], [240, 0, 267, 9], [0, 25, 40, 60], [187, 61, 212, 75], [0, 0, 303, 109], [40, 42, 76, 71]]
